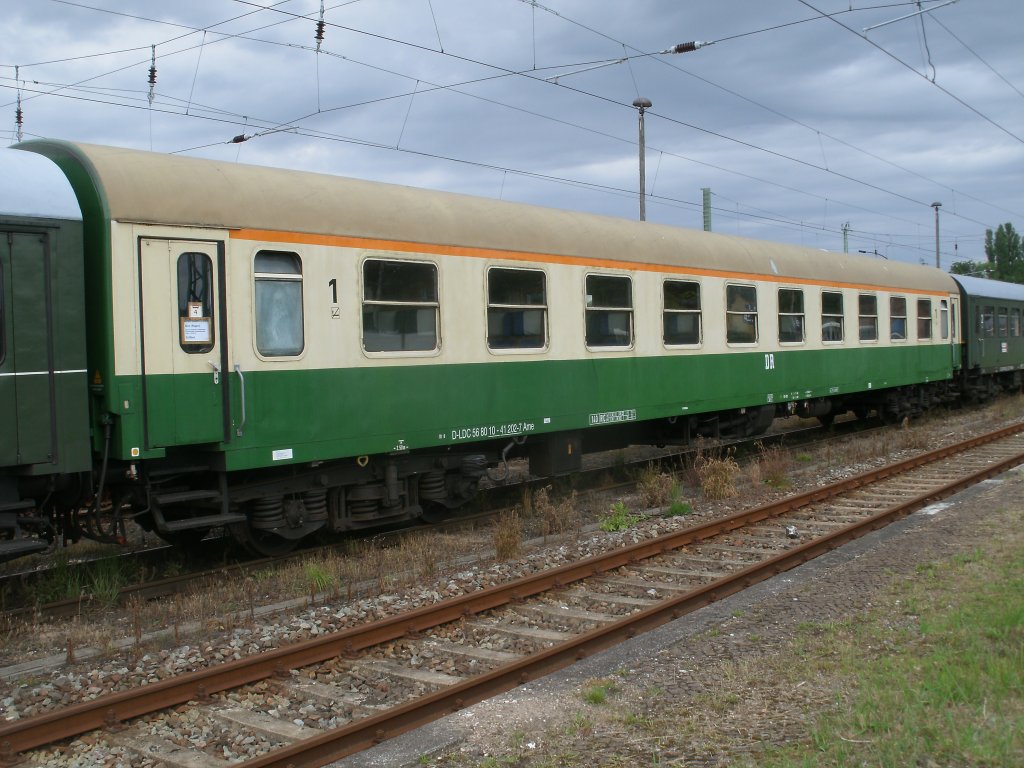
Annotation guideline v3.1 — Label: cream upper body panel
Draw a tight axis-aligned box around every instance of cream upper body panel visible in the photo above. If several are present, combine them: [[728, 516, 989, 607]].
[[27, 140, 955, 296]]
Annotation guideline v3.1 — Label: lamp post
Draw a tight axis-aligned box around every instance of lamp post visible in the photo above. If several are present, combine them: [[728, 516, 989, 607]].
[[632, 97, 652, 221], [629, 40, 711, 222], [931, 202, 942, 269]]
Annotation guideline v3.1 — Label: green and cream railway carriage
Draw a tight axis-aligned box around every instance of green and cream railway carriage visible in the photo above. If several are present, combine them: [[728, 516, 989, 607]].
[[952, 274, 1024, 398], [3, 140, 965, 556]]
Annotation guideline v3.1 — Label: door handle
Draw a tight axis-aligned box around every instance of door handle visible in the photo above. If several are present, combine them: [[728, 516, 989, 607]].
[[235, 364, 247, 437]]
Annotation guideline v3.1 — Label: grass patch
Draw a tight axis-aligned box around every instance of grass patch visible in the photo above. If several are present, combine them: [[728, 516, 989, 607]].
[[582, 678, 620, 705], [761, 516, 1024, 768], [85, 556, 131, 608], [662, 483, 692, 518], [302, 560, 337, 601]]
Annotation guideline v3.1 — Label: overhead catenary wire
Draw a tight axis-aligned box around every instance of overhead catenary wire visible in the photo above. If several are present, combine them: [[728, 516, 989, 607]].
[[795, 0, 1024, 146], [227, 0, 1007, 234], [7, 0, 1012, 233], [1, 0, 1012, 258], [928, 13, 1024, 101], [3, 68, 966, 263], [523, 0, 1024, 225]]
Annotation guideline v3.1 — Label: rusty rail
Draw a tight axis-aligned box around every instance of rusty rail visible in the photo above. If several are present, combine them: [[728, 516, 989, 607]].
[[1, 421, 1022, 763]]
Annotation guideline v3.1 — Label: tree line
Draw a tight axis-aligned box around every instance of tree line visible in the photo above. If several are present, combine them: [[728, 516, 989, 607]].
[[950, 223, 1023, 283]]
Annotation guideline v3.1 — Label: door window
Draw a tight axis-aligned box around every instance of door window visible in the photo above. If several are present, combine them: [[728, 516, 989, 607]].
[[177, 252, 215, 353]]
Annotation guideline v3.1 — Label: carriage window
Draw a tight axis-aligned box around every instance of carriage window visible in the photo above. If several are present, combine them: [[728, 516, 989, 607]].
[[997, 307, 1009, 337], [363, 259, 438, 352], [778, 288, 804, 344], [1012, 308, 1022, 337], [858, 294, 878, 341], [585, 274, 632, 347], [177, 252, 215, 353], [890, 296, 907, 340], [254, 251, 304, 357], [917, 299, 932, 340], [663, 280, 701, 346], [940, 299, 949, 339], [821, 291, 844, 342], [487, 268, 546, 349], [980, 305, 994, 337], [726, 284, 758, 344]]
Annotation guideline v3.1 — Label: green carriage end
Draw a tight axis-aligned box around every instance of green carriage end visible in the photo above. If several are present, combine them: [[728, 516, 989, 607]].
[[0, 182, 91, 481], [954, 275, 1024, 384]]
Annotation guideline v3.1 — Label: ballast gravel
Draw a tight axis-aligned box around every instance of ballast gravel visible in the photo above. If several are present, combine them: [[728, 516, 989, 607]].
[[2, 404, 1021, 766]]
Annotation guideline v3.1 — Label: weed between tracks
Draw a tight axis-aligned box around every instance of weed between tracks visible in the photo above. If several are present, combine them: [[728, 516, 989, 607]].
[[693, 444, 741, 500], [752, 441, 793, 489], [493, 509, 523, 561], [529, 487, 582, 540], [598, 501, 640, 533]]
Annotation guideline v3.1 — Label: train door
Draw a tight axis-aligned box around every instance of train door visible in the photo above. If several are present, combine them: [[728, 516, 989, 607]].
[[948, 295, 960, 369], [138, 237, 229, 448], [0, 229, 56, 467]]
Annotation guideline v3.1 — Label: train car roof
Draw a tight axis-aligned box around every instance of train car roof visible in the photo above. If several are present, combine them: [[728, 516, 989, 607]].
[[20, 139, 955, 294], [952, 274, 1024, 303], [0, 147, 81, 221]]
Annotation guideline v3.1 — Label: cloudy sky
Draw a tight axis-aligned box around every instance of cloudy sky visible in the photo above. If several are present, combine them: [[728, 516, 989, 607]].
[[2, 0, 1022, 267]]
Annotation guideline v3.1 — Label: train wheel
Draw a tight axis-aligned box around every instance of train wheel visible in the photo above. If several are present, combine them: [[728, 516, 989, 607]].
[[228, 522, 298, 557]]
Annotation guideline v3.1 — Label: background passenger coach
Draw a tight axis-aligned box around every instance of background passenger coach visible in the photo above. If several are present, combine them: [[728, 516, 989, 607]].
[[1, 140, 1021, 560]]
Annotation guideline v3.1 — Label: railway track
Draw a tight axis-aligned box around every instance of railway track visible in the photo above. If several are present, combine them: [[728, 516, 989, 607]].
[[1, 421, 1022, 767], [0, 420, 852, 623]]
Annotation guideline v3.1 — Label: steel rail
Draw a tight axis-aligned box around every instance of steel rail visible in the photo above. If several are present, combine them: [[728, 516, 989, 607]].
[[0, 419, 843, 622], [241, 432, 1024, 768], [1, 421, 1021, 762]]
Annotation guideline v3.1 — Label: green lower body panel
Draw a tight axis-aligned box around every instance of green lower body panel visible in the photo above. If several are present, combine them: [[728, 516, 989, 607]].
[[118, 345, 953, 471]]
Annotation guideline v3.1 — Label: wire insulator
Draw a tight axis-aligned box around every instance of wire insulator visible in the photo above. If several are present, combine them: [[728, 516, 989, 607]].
[[14, 66, 23, 142], [148, 45, 157, 106], [315, 1, 325, 51]]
